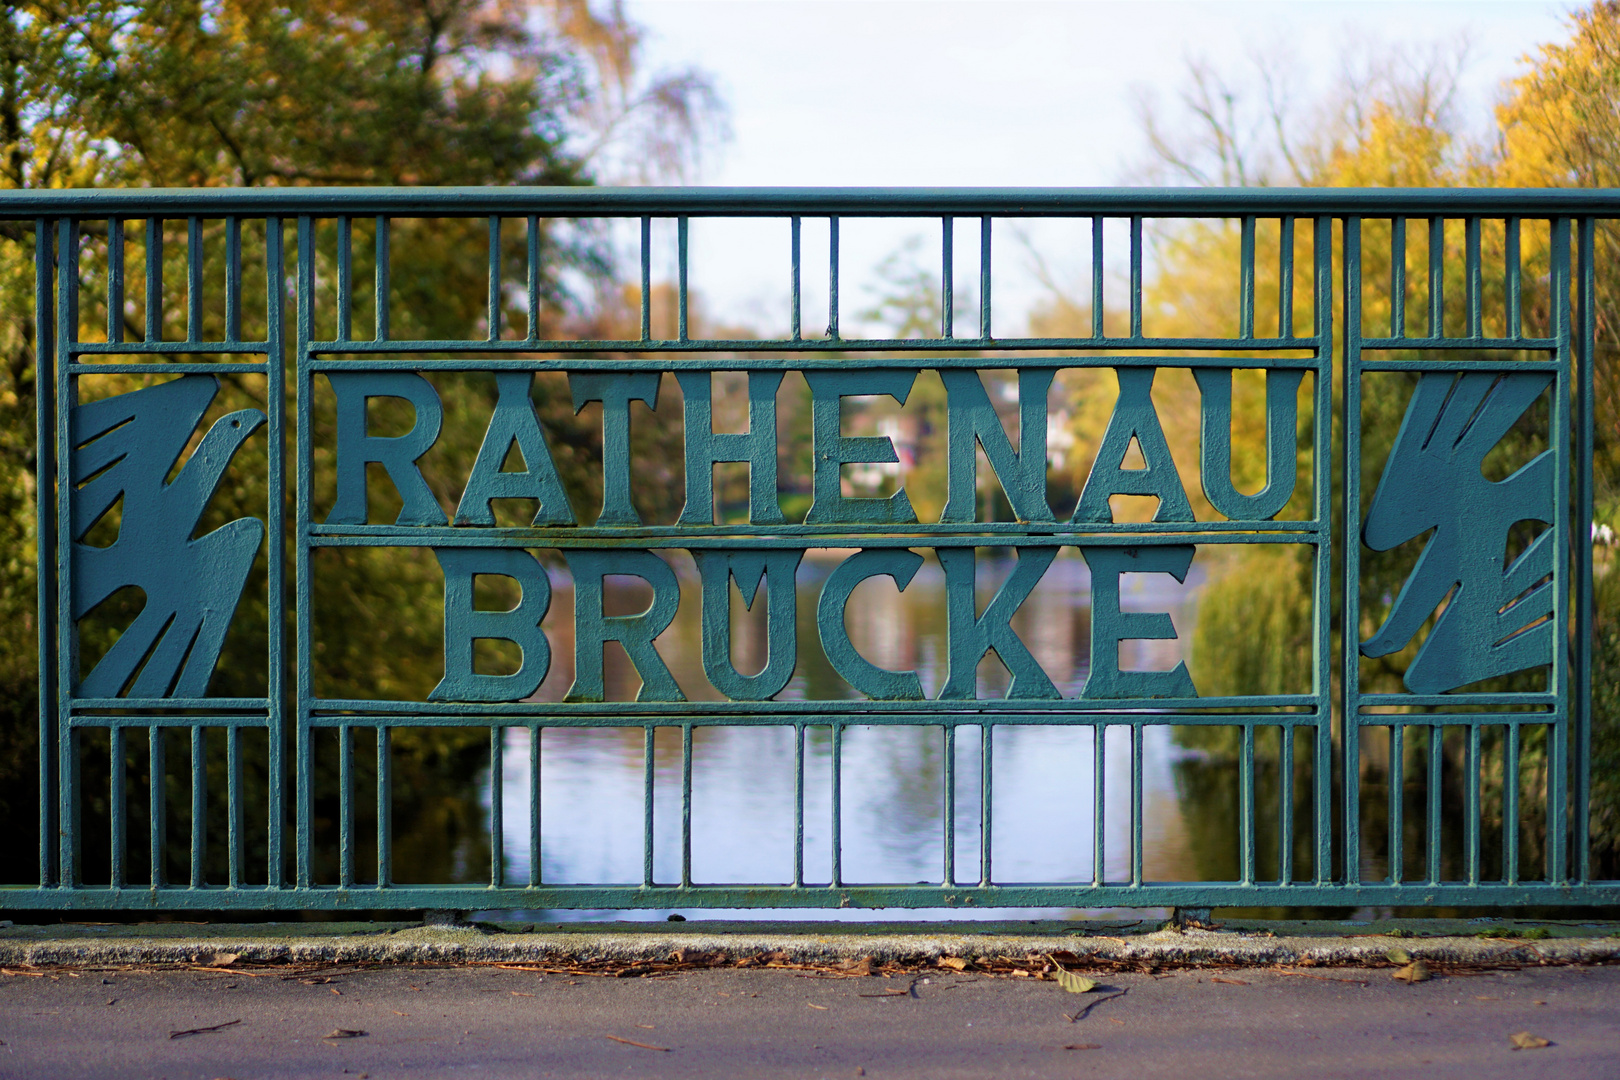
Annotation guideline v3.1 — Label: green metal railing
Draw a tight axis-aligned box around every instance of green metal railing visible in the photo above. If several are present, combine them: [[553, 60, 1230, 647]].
[[6, 186, 1615, 912]]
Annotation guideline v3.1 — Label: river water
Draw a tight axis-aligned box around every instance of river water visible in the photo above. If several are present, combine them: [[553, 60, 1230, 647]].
[[479, 549, 1211, 919]]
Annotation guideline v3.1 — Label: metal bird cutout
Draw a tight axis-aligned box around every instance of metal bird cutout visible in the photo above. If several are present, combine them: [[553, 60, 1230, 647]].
[[70, 375, 266, 698], [1360, 371, 1555, 695]]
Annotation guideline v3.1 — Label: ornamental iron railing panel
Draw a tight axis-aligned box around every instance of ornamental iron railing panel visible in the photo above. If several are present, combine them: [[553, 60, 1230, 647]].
[[5, 187, 1614, 911]]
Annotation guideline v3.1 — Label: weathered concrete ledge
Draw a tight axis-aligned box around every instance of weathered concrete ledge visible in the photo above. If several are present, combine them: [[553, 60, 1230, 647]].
[[0, 918, 1615, 968]]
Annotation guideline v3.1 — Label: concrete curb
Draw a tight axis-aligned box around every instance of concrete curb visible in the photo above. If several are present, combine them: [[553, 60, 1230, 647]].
[[1, 919, 1616, 968]]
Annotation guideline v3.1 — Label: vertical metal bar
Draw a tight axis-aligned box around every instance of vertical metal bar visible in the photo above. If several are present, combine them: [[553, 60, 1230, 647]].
[[55, 218, 77, 889], [107, 216, 125, 344], [680, 724, 693, 889], [145, 217, 163, 341], [1465, 723, 1481, 886], [793, 723, 805, 887], [62, 728, 79, 887], [789, 217, 802, 342], [1504, 723, 1521, 884], [1239, 215, 1256, 339], [528, 726, 540, 887], [941, 216, 954, 338], [1549, 215, 1572, 884], [979, 724, 993, 886], [1129, 725, 1143, 888], [265, 216, 286, 888], [979, 216, 992, 340], [831, 723, 843, 887], [338, 724, 354, 888], [642, 725, 655, 887], [294, 214, 315, 889], [224, 216, 242, 342], [149, 727, 166, 887], [1092, 725, 1106, 885], [227, 725, 242, 888], [1428, 217, 1444, 337], [827, 217, 839, 340], [1388, 726, 1404, 884], [525, 214, 539, 343], [374, 216, 390, 342], [34, 219, 57, 888], [377, 726, 392, 888], [186, 215, 203, 341], [487, 216, 501, 341], [190, 725, 206, 887], [1505, 216, 1522, 339], [1573, 215, 1596, 884], [335, 216, 352, 343], [1091, 216, 1105, 338], [110, 726, 126, 889], [943, 724, 956, 886], [1278, 725, 1295, 884], [1279, 216, 1295, 339], [1341, 216, 1363, 887], [1240, 724, 1256, 886], [1128, 216, 1142, 339], [490, 725, 504, 888], [639, 216, 651, 342], [1311, 213, 1334, 887], [1426, 725, 1443, 884], [677, 217, 689, 342], [1466, 215, 1482, 338], [1389, 217, 1406, 338]]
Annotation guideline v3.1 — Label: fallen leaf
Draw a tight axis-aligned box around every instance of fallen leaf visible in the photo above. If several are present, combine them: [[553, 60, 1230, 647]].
[[1212, 977, 1249, 986], [205, 952, 240, 967], [636, 1024, 657, 1030], [1392, 961, 1431, 984], [510, 992, 534, 998], [1107, 1018, 1125, 1025], [605, 1035, 670, 1052], [1385, 947, 1413, 965], [1061, 1044, 1103, 1051], [1054, 969, 1098, 994], [806, 1003, 829, 1010], [170, 1019, 242, 1040], [390, 1011, 409, 1017], [322, 1029, 367, 1040], [1509, 1032, 1551, 1050], [938, 957, 970, 971]]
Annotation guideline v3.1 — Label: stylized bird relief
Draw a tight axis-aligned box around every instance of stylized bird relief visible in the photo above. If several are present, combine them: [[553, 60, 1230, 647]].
[[1360, 371, 1556, 695], [70, 375, 266, 698]]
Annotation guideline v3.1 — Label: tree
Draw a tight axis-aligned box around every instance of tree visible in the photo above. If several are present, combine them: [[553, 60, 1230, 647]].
[[1129, 8, 1620, 882], [0, 0, 726, 890]]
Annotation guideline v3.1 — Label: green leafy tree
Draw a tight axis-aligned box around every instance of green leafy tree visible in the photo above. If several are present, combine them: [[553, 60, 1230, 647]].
[[0, 0, 725, 892]]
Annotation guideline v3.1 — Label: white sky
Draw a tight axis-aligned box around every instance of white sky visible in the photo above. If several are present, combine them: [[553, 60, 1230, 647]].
[[622, 0, 1581, 334]]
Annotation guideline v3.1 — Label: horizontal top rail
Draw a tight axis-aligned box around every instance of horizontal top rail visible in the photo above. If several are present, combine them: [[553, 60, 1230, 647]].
[[5, 185, 1620, 218]]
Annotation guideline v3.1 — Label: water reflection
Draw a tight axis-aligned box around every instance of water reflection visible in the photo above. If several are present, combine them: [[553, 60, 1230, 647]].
[[486, 550, 1203, 919]]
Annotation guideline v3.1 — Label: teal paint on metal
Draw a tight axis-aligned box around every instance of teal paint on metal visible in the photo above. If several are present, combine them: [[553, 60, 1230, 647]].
[[692, 549, 802, 700], [1072, 367, 1193, 524], [1360, 372, 1556, 693], [6, 186, 1615, 912], [69, 375, 264, 697], [431, 548, 552, 703], [454, 372, 575, 526]]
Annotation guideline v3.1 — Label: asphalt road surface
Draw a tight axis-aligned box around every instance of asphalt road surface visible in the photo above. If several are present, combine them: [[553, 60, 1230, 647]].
[[0, 962, 1613, 1079]]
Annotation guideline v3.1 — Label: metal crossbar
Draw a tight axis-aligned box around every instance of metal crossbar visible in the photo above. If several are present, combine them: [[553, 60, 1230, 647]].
[[6, 186, 1615, 913]]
